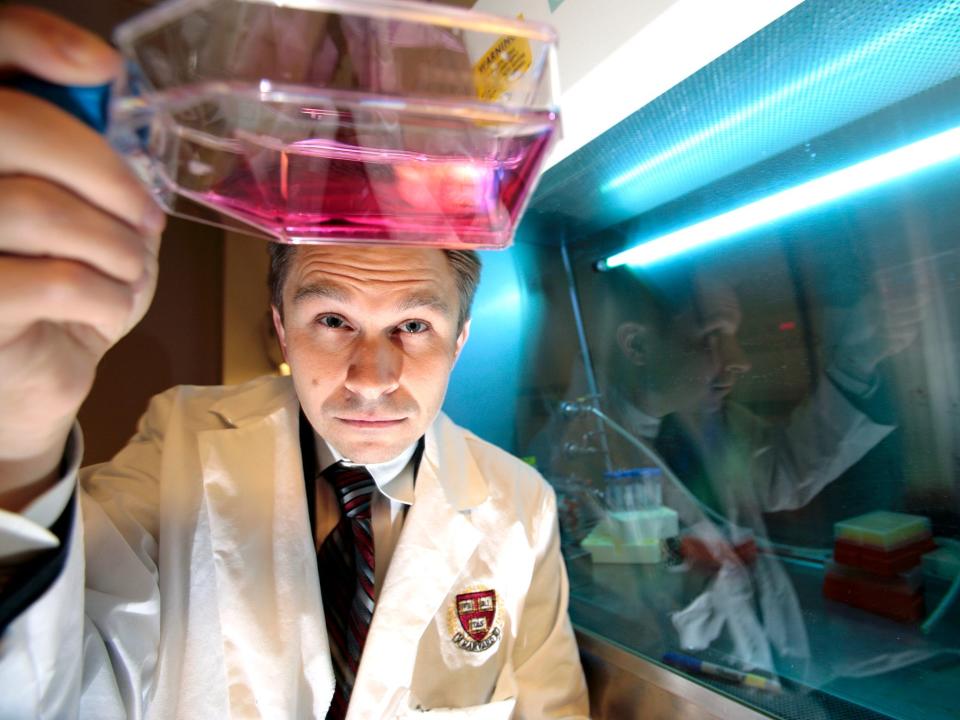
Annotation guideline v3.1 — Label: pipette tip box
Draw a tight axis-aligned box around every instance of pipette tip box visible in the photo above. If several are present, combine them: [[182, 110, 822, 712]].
[[834, 511, 931, 551]]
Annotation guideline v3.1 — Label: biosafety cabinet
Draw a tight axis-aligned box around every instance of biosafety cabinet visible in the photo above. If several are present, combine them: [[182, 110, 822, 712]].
[[442, 1, 960, 717]]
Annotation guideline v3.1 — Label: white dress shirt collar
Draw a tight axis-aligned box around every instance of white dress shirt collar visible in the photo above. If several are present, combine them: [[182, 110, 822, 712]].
[[618, 398, 663, 440], [315, 436, 417, 505]]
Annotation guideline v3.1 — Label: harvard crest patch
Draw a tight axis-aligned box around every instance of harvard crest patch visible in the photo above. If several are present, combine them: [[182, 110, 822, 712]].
[[448, 587, 503, 652]]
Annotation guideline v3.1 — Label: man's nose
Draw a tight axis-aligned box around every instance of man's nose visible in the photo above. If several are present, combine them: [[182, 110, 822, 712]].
[[718, 334, 751, 375], [344, 335, 402, 400]]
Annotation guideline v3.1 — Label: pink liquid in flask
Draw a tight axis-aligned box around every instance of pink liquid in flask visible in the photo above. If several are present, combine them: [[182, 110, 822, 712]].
[[177, 100, 557, 248]]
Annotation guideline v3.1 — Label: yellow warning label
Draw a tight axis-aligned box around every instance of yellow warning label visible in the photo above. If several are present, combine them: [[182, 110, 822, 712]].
[[473, 28, 532, 102]]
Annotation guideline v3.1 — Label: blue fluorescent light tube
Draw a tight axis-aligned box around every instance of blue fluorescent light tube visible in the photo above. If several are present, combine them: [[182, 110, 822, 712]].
[[599, 124, 960, 270], [601, 2, 958, 195]]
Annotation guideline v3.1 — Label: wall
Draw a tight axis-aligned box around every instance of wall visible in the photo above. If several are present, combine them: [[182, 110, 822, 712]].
[[222, 233, 277, 386]]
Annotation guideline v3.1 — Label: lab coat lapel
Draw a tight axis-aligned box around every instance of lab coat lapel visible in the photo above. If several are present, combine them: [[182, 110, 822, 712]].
[[347, 413, 488, 718], [199, 378, 335, 718]]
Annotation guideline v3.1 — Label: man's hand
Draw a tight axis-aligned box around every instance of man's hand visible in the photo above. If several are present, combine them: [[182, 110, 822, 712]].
[[0, 6, 165, 509], [827, 260, 931, 385]]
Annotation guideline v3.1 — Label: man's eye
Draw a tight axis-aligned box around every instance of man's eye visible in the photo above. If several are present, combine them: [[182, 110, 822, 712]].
[[317, 314, 348, 329], [701, 329, 720, 349], [398, 320, 429, 334]]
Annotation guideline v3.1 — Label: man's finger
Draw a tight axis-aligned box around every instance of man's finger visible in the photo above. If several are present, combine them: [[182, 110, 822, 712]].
[[885, 303, 926, 320], [0, 177, 149, 284], [0, 256, 135, 344], [0, 90, 164, 236], [0, 5, 119, 85]]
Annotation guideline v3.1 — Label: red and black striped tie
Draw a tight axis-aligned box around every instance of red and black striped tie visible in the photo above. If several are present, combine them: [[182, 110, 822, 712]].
[[317, 462, 377, 720]]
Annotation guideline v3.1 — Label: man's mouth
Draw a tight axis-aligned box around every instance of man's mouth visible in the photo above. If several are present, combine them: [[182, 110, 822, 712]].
[[336, 417, 406, 428]]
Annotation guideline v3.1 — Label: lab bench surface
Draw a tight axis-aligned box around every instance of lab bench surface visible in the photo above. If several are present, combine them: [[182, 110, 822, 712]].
[[567, 552, 960, 720]]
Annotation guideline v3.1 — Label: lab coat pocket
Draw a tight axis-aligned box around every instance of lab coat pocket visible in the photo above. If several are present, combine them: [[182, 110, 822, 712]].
[[389, 689, 516, 719]]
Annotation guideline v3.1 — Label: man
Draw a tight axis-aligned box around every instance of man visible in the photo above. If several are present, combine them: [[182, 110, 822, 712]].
[[0, 7, 588, 718]]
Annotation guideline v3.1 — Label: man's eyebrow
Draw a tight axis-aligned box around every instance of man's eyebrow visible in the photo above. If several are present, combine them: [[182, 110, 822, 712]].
[[291, 283, 452, 316], [396, 292, 452, 317], [291, 282, 349, 304]]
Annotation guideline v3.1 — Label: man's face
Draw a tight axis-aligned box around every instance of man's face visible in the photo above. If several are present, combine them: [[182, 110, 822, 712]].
[[621, 279, 750, 417], [273, 245, 470, 463], [692, 279, 751, 413]]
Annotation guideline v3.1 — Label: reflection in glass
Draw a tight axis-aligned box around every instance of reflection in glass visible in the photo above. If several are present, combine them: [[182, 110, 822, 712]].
[[516, 1, 960, 718]]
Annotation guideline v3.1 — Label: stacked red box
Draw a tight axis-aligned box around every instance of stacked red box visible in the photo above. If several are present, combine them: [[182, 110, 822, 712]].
[[823, 562, 925, 623], [822, 511, 932, 623], [833, 535, 935, 577]]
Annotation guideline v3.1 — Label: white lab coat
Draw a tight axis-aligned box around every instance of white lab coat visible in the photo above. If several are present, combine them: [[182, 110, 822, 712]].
[[0, 375, 588, 719]]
